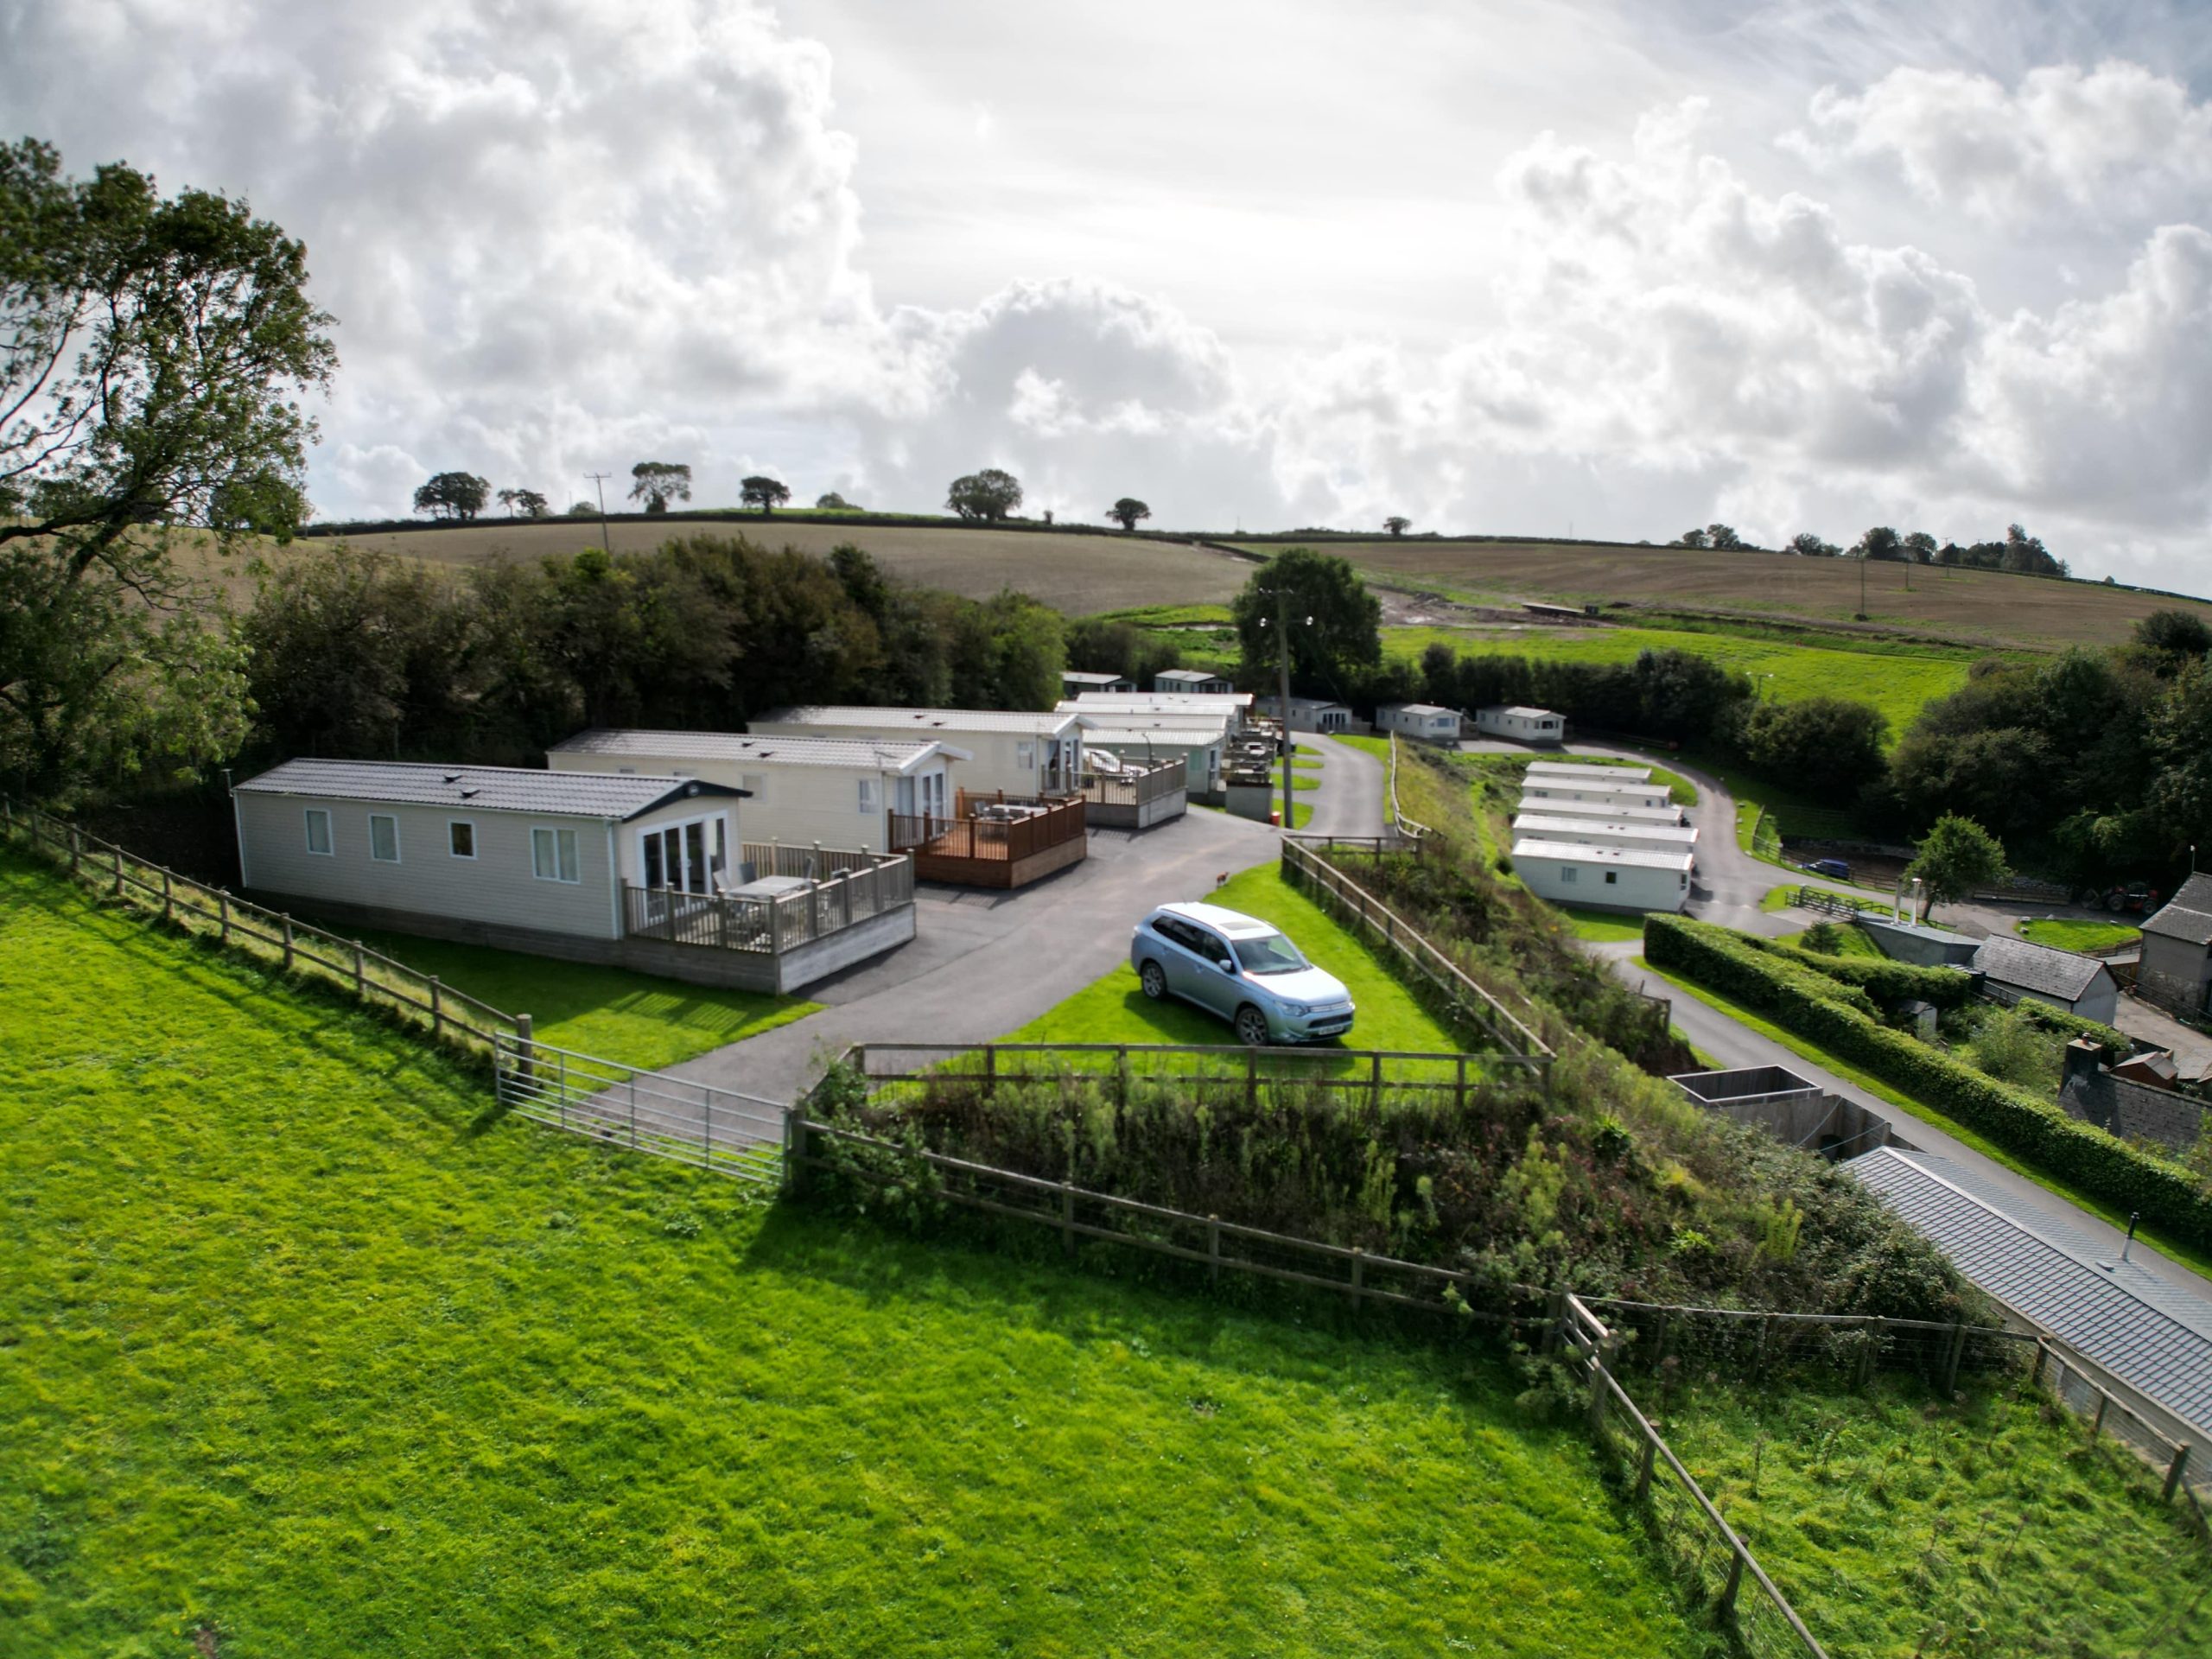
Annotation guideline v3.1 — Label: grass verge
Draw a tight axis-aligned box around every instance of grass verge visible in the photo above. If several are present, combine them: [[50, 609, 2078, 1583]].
[[2018, 917, 2140, 953], [1548, 903, 1647, 944], [1637, 957, 2212, 1281], [0, 848, 1709, 1658]]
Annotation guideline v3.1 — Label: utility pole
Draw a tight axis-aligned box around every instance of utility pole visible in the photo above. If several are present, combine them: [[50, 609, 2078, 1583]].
[[586, 472, 614, 553], [1858, 550, 1866, 616], [1276, 585, 1294, 831]]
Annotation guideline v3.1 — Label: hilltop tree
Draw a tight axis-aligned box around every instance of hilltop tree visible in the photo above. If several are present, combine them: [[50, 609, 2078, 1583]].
[[947, 467, 1023, 523], [1384, 515, 1412, 537], [414, 472, 489, 522], [497, 487, 550, 519], [1677, 528, 1710, 548], [1856, 525, 1904, 562], [566, 499, 596, 517], [1904, 531, 1938, 563], [1231, 548, 1382, 689], [628, 461, 691, 514], [1907, 814, 2009, 919], [1707, 523, 1742, 550], [1108, 497, 1150, 531], [816, 491, 856, 511], [0, 137, 334, 797], [1789, 531, 1841, 557], [741, 474, 790, 517]]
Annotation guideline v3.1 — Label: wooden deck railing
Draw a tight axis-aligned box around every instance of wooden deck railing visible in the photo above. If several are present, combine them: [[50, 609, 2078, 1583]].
[[620, 848, 913, 956], [888, 794, 1087, 866], [1079, 758, 1185, 810]]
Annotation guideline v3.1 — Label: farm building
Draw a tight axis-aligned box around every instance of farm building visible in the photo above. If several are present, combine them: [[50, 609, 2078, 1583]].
[[1509, 812, 1698, 856], [1857, 917, 1980, 969], [229, 759, 915, 993], [1474, 705, 1565, 743], [1376, 703, 1463, 744], [546, 729, 965, 855], [1061, 670, 1135, 696], [1154, 668, 1233, 695], [1970, 937, 2119, 1025], [2138, 873, 2212, 1014], [1518, 775, 1672, 811], [1514, 793, 1686, 828], [1511, 836, 1692, 912], [1255, 695, 1353, 734], [750, 706, 1090, 800]]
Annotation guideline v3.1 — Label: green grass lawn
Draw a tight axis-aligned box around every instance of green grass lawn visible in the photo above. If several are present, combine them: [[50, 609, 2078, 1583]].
[[2018, 917, 2140, 952], [1637, 957, 2212, 1281], [1384, 624, 1973, 745], [1777, 925, 1885, 959], [324, 922, 818, 1070], [1007, 865, 1464, 1055], [0, 849, 1713, 1658], [1662, 1376, 2212, 1657], [1548, 903, 1647, 944], [1760, 884, 1893, 914]]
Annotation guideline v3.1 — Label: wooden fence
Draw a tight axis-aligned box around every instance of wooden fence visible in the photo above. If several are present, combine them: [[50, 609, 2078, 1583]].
[[1280, 836, 1555, 1062], [2, 798, 524, 1058], [887, 794, 1088, 887], [1386, 733, 1433, 840]]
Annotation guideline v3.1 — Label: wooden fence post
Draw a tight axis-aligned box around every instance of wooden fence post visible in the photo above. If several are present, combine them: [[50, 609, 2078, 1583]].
[[1854, 1317, 1882, 1389], [2164, 1442, 2191, 1502], [1207, 1214, 1221, 1286], [1116, 1044, 1129, 1109], [515, 1013, 535, 1086], [69, 826, 80, 876], [1245, 1046, 1258, 1110], [429, 976, 443, 1039], [112, 846, 123, 895], [1350, 1247, 1364, 1311], [161, 868, 172, 924], [1370, 1052, 1382, 1117], [1942, 1319, 1967, 1395], [1060, 1181, 1076, 1255], [1587, 1354, 1610, 1434], [1454, 1053, 1467, 1112], [984, 1045, 997, 1098], [281, 914, 296, 971], [2091, 1387, 2110, 1440], [1719, 1548, 1745, 1618], [353, 942, 365, 997], [782, 1103, 808, 1196], [1635, 1435, 1656, 1503], [218, 892, 230, 944], [2030, 1336, 2048, 1390]]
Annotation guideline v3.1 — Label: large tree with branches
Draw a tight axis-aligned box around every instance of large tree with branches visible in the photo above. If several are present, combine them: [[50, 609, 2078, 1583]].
[[0, 137, 335, 798]]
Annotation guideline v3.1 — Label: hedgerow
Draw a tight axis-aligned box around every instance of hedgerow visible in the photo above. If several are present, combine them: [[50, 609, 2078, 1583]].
[[1645, 914, 2212, 1249]]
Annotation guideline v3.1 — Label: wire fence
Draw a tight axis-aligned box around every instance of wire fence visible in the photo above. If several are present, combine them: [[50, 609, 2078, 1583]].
[[493, 1033, 784, 1182], [3, 797, 525, 1059]]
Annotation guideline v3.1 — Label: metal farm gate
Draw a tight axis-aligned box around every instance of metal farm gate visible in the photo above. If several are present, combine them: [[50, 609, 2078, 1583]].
[[493, 1034, 786, 1184]]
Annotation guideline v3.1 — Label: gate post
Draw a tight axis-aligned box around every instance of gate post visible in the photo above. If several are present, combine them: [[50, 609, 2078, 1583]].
[[514, 1013, 535, 1085]]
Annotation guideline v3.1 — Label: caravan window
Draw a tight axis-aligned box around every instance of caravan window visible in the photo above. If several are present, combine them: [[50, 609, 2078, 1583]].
[[369, 814, 400, 863], [304, 808, 333, 856], [533, 826, 581, 884]]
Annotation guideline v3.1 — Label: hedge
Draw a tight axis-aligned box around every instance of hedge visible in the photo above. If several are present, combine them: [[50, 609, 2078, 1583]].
[[2006, 997, 2131, 1063], [1753, 936, 1977, 1009], [1647, 914, 2212, 1250]]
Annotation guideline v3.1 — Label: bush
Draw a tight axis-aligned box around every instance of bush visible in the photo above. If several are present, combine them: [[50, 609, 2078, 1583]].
[[1745, 934, 1977, 1009], [1646, 915, 2212, 1249], [2007, 998, 2129, 1062]]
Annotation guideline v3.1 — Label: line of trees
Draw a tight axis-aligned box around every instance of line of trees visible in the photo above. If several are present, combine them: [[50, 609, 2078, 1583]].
[[1682, 520, 2067, 578]]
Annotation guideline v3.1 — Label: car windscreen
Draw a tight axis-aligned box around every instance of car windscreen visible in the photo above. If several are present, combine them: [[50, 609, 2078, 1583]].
[[1232, 931, 1306, 976]]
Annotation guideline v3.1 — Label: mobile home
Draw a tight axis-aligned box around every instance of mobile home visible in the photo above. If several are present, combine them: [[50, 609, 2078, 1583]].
[[1518, 776, 1672, 811], [1474, 705, 1566, 743], [1511, 836, 1693, 913], [1254, 695, 1353, 734], [750, 706, 1089, 799], [1515, 793, 1687, 828], [1376, 702, 1463, 744], [1509, 813, 1699, 855], [1154, 668, 1233, 695]]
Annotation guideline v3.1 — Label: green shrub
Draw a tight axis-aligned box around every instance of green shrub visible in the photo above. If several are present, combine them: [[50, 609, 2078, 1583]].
[[2007, 998, 2129, 1062], [1747, 933, 1977, 1009], [1646, 914, 2212, 1249]]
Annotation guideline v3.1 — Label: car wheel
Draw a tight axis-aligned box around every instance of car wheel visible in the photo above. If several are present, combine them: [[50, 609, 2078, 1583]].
[[1139, 960, 1167, 1001], [1234, 1004, 1272, 1047]]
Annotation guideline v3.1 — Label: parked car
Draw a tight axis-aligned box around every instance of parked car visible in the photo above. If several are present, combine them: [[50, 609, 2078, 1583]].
[[1130, 902, 1355, 1046], [1805, 857, 1853, 882]]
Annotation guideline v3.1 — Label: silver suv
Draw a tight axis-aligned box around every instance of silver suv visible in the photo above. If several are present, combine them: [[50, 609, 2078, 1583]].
[[1129, 902, 1356, 1046]]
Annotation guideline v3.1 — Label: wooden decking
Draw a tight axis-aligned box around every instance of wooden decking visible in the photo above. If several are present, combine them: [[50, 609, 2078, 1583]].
[[888, 795, 1089, 888]]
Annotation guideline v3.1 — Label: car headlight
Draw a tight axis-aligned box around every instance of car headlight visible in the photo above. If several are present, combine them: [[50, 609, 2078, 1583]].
[[1277, 998, 1309, 1015]]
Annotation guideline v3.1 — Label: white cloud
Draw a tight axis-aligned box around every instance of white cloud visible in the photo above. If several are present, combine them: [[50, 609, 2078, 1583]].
[[1786, 61, 2212, 226]]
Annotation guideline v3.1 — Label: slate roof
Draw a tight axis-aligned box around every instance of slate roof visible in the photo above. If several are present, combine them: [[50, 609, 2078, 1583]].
[[550, 728, 952, 772], [1971, 935, 2110, 1003], [235, 759, 742, 821], [756, 705, 1087, 735], [2143, 873, 2212, 947], [1511, 836, 1694, 873], [1848, 1147, 2212, 1435]]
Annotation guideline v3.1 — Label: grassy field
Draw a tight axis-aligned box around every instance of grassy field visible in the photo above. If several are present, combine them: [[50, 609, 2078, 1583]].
[[1254, 538, 2212, 651], [0, 849, 1716, 1657], [1661, 1374, 2212, 1656], [1005, 865, 1461, 1054], [1547, 903, 1646, 944], [2018, 918, 2140, 952], [320, 923, 817, 1069], [302, 519, 1257, 616], [1387, 621, 1975, 742]]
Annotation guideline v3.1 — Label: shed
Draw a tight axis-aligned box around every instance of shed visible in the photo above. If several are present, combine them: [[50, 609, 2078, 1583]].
[[751, 706, 1090, 800], [1848, 1147, 2212, 1441], [1154, 668, 1233, 695], [1510, 836, 1692, 912], [1856, 916, 1980, 969], [1515, 793, 1686, 828], [1971, 936, 2119, 1024], [1376, 702, 1463, 744], [1510, 812, 1698, 855], [2139, 872, 2212, 1014], [1061, 669, 1135, 696], [1473, 705, 1566, 743], [1255, 694, 1353, 734], [548, 728, 967, 855]]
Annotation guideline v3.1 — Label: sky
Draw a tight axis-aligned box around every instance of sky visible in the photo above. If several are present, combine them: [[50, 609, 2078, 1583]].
[[3, 0, 2209, 590]]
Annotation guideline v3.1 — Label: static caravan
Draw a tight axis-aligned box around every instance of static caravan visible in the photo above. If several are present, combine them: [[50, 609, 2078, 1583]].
[[1081, 721, 1229, 801], [1511, 836, 1693, 913], [1516, 793, 1687, 828], [548, 728, 967, 855], [1474, 705, 1566, 744], [1254, 695, 1353, 734], [1070, 691, 1255, 732], [1376, 702, 1463, 744], [1525, 761, 1650, 785], [1510, 813, 1699, 856], [750, 706, 1089, 799], [1154, 668, 1233, 695], [1062, 670, 1135, 696], [1519, 776, 1672, 811]]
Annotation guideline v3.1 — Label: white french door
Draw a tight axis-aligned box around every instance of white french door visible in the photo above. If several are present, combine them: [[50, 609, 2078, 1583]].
[[639, 814, 728, 893]]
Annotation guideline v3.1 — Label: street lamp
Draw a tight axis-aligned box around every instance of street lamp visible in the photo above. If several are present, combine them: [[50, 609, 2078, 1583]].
[[1255, 595, 1313, 830]]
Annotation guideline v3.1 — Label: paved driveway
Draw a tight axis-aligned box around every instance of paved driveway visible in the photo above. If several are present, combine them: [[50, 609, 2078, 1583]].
[[667, 806, 1280, 1102]]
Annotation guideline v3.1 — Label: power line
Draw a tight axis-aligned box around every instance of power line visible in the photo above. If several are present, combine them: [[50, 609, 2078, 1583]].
[[585, 472, 614, 554]]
